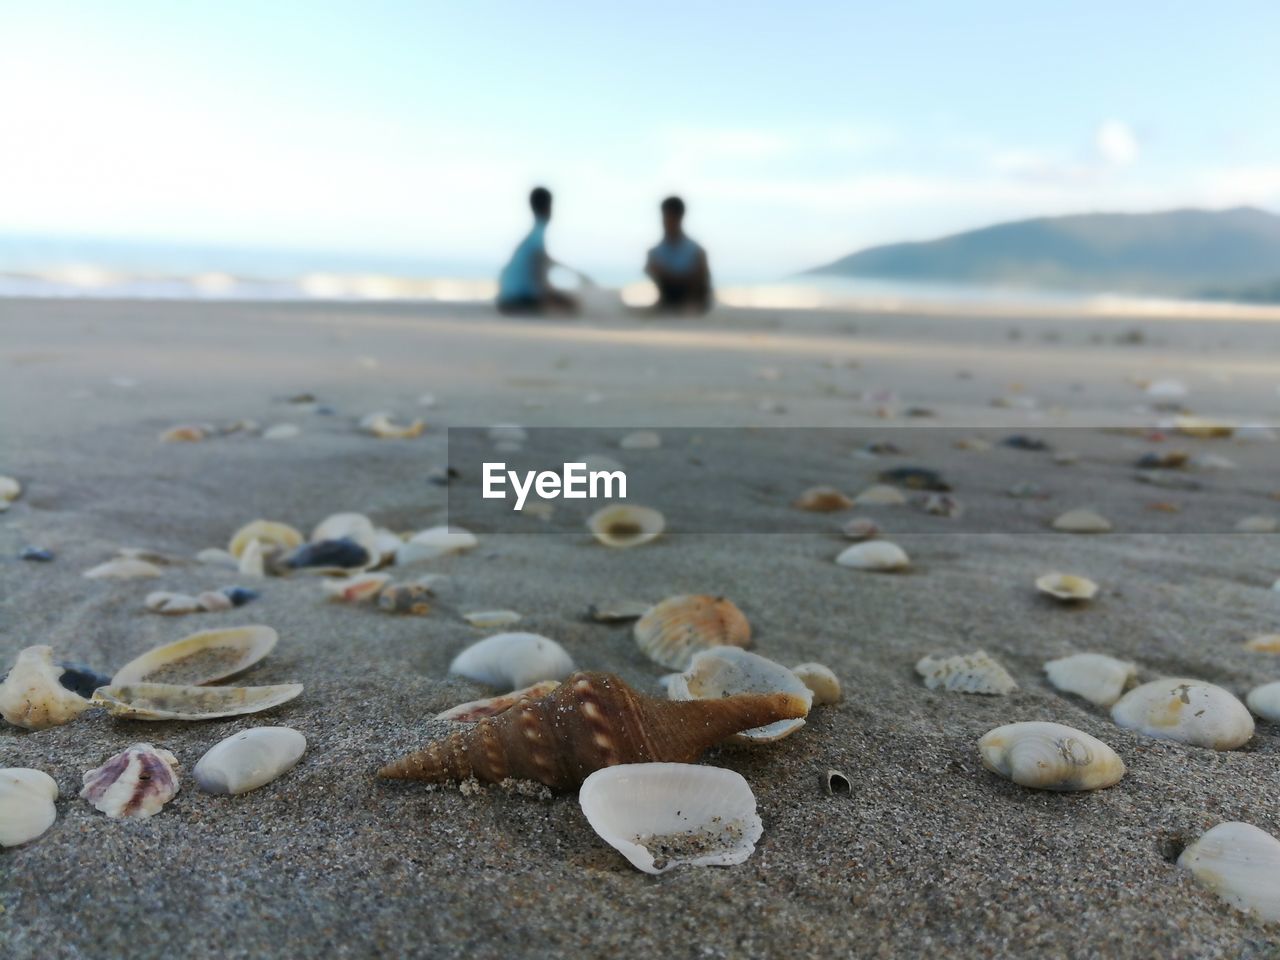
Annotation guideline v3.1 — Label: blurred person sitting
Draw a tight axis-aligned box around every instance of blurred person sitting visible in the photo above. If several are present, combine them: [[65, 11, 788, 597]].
[[496, 186, 581, 315], [645, 195, 712, 314]]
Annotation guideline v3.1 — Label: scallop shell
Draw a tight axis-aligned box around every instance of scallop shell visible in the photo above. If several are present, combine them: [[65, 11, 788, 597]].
[[1244, 635, 1280, 653], [80, 742, 180, 818], [228, 520, 303, 559], [1111, 678, 1253, 749], [1178, 822, 1280, 922], [578, 763, 762, 874], [435, 680, 562, 722], [1052, 509, 1112, 533], [666, 647, 812, 743], [1245, 682, 1280, 722], [462, 610, 521, 628], [394, 526, 478, 564], [792, 662, 842, 704], [83, 557, 163, 580], [1044, 653, 1137, 707], [0, 645, 92, 730], [978, 721, 1125, 791], [793, 486, 853, 512], [449, 632, 575, 692], [1035, 572, 1099, 601], [836, 541, 909, 571], [0, 768, 58, 847], [619, 430, 661, 450], [853, 484, 907, 506], [91, 682, 303, 721], [361, 412, 425, 439], [193, 726, 306, 795], [634, 595, 751, 671], [916, 650, 1017, 695], [322, 572, 390, 603], [586, 505, 665, 548], [113, 625, 278, 686]]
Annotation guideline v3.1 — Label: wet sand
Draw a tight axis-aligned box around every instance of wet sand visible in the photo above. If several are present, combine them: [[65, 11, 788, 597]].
[[2, 297, 1280, 958]]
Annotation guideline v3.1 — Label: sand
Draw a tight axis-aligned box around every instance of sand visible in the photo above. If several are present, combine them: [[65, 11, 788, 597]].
[[2, 297, 1280, 958]]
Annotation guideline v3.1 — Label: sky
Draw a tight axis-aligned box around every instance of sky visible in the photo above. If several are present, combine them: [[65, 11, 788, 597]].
[[2, 1, 1279, 280]]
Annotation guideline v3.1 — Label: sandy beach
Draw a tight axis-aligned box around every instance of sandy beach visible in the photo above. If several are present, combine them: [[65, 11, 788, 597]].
[[3, 297, 1280, 958]]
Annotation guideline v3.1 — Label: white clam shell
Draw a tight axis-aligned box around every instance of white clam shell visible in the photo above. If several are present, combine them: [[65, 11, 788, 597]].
[[978, 721, 1126, 791], [0, 768, 58, 846], [916, 650, 1017, 695], [81, 742, 180, 819], [1111, 678, 1253, 750], [449, 632, 575, 692], [1044, 653, 1137, 707], [193, 726, 306, 795], [791, 663, 842, 704], [1178, 822, 1280, 923], [394, 526, 478, 565], [1035, 572, 1098, 601], [92, 682, 303, 721], [667, 647, 812, 743], [83, 557, 163, 580], [836, 541, 909, 571], [113, 625, 278, 686], [1245, 682, 1280, 722], [0, 645, 91, 730], [578, 763, 762, 875], [1051, 509, 1112, 533], [586, 505, 665, 548]]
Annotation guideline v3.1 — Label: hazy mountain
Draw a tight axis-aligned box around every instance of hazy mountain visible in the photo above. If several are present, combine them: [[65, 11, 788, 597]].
[[804, 207, 1280, 296]]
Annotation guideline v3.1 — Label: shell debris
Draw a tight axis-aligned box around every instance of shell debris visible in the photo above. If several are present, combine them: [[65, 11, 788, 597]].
[[916, 650, 1017, 695]]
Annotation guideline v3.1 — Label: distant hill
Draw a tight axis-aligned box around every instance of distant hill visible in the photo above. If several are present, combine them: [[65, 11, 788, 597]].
[[804, 207, 1280, 296]]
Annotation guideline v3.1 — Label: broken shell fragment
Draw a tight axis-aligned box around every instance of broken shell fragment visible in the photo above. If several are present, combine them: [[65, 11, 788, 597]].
[[1111, 678, 1253, 750], [793, 486, 853, 512], [0, 645, 92, 730], [853, 484, 907, 506], [435, 680, 561, 722], [578, 763, 762, 875], [0, 768, 58, 847], [322, 572, 390, 603], [113, 625, 279, 686], [229, 520, 303, 559], [586, 599, 650, 623], [193, 726, 306, 795], [394, 526, 478, 564], [916, 650, 1017, 695], [1052, 509, 1112, 533], [449, 632, 575, 692], [377, 581, 433, 615], [1035, 572, 1099, 602], [1245, 682, 1280, 722], [360, 412, 425, 439], [92, 682, 303, 721], [666, 647, 812, 743], [1044, 653, 1137, 707], [823, 769, 852, 796], [920, 493, 963, 517], [83, 558, 163, 580], [1245, 635, 1280, 653], [462, 610, 521, 628], [978, 721, 1125, 791], [792, 663, 842, 704], [836, 541, 909, 572], [80, 743, 180, 818], [586, 504, 665, 548], [634, 595, 751, 671], [1178, 822, 1280, 923]]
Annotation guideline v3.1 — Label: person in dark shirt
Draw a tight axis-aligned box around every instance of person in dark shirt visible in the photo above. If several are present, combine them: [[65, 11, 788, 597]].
[[644, 195, 712, 314]]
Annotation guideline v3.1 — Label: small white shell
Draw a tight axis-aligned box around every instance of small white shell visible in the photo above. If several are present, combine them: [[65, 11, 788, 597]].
[[394, 526, 478, 564], [92, 682, 304, 721], [0, 475, 21, 503], [0, 645, 91, 730], [578, 763, 762, 875], [1044, 653, 1137, 707], [435, 680, 561, 722], [81, 742, 180, 818], [238, 538, 266, 577], [1035, 573, 1099, 602], [853, 484, 907, 506], [1111, 678, 1253, 749], [1052, 509, 1112, 533], [1178, 822, 1280, 923], [83, 558, 163, 580], [792, 663, 842, 704], [448, 632, 575, 692], [361, 412, 424, 439], [666, 647, 813, 744], [462, 610, 521, 628], [262, 423, 300, 440], [1245, 682, 1280, 722], [978, 721, 1126, 791], [193, 727, 307, 795], [145, 591, 204, 615], [228, 520, 303, 559], [586, 505, 665, 548], [836, 541, 909, 571], [840, 517, 879, 540], [113, 625, 278, 686], [0, 768, 59, 846], [195, 547, 239, 568], [619, 430, 661, 450], [322, 572, 391, 603], [916, 650, 1017, 695]]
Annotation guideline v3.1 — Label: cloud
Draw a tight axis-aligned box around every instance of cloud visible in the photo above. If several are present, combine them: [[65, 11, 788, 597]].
[[1095, 120, 1139, 166]]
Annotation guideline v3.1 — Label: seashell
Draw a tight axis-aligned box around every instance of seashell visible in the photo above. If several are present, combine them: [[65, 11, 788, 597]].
[[586, 599, 650, 622], [1044, 653, 1137, 707], [80, 743, 180, 818], [113, 625, 278, 686], [92, 681, 303, 720], [1173, 415, 1233, 439], [262, 423, 299, 440], [0, 645, 92, 730], [310, 512, 379, 554], [666, 647, 812, 743], [1192, 453, 1238, 471], [1052, 509, 1112, 533], [1002, 434, 1050, 451], [853, 484, 906, 506], [158, 424, 206, 442], [1035, 572, 1099, 602], [840, 516, 879, 540], [586, 504, 665, 548], [322, 572, 390, 602], [978, 721, 1125, 791], [792, 663, 842, 704], [435, 680, 562, 722], [954, 437, 992, 452], [450, 632, 575, 691], [0, 768, 58, 846], [823, 768, 852, 795], [1235, 515, 1278, 533], [1136, 450, 1190, 470], [879, 467, 950, 491], [283, 537, 372, 571], [462, 610, 521, 628], [83, 557, 163, 580], [228, 520, 303, 559], [196, 590, 234, 612], [619, 430, 661, 450], [1178, 822, 1280, 922], [19, 546, 55, 562], [1111, 678, 1253, 749], [793, 486, 853, 512], [578, 763, 762, 875], [144, 591, 204, 615], [836, 541, 909, 572], [379, 671, 809, 790], [634, 595, 751, 670], [370, 528, 404, 565], [361, 412, 425, 439], [193, 726, 306, 795], [920, 493, 963, 517], [1245, 635, 1280, 653], [916, 650, 1017, 695], [394, 526, 478, 564], [1245, 682, 1280, 722], [0, 475, 22, 503], [377, 582, 433, 615], [196, 547, 239, 568]]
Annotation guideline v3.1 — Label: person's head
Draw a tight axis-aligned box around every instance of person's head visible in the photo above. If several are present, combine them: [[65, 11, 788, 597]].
[[661, 195, 685, 237], [530, 186, 552, 221]]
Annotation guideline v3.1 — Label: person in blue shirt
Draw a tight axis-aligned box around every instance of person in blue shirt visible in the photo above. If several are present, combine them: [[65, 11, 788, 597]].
[[645, 195, 712, 314], [496, 186, 579, 315]]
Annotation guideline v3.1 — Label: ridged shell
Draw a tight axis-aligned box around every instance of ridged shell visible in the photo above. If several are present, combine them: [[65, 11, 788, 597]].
[[228, 520, 303, 559], [81, 743, 179, 818], [1178, 822, 1280, 922], [0, 645, 91, 730], [1111, 678, 1253, 749], [379, 672, 809, 790], [836, 541, 909, 571], [193, 727, 307, 795], [0, 768, 58, 846], [1035, 573, 1099, 601], [449, 632, 575, 691], [586, 505, 665, 548], [91, 682, 303, 720], [634, 595, 751, 671], [1052, 509, 1112, 533], [579, 763, 762, 874], [978, 721, 1126, 791], [666, 647, 812, 743], [916, 650, 1017, 695], [1044, 653, 1137, 707], [394, 526, 478, 564], [435, 681, 561, 722], [113, 625, 278, 686], [793, 486, 853, 512], [1245, 682, 1280, 722], [792, 662, 842, 704]]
